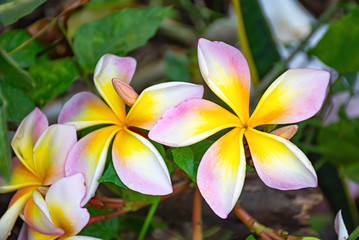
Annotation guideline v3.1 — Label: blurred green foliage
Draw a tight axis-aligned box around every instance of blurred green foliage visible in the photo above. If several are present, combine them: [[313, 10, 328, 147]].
[[0, 0, 46, 26], [73, 6, 172, 73], [310, 6, 359, 73]]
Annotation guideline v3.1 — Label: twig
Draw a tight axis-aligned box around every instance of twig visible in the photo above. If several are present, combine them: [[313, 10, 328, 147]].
[[137, 197, 160, 240], [87, 208, 131, 225], [192, 187, 203, 240], [9, 17, 58, 55], [87, 180, 190, 225], [233, 204, 284, 240], [231, 0, 260, 87]]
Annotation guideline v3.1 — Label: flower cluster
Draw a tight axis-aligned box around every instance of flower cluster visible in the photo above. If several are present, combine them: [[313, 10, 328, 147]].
[[0, 38, 330, 239]]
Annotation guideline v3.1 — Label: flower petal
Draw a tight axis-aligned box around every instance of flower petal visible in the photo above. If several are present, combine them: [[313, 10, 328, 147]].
[[65, 237, 103, 240], [24, 190, 65, 235], [0, 157, 41, 193], [33, 124, 77, 185], [149, 98, 241, 147], [245, 128, 317, 190], [94, 54, 136, 120], [58, 92, 122, 130], [11, 108, 48, 176], [334, 210, 349, 240], [0, 187, 34, 240], [19, 223, 60, 240], [198, 38, 251, 123], [46, 174, 90, 236], [270, 125, 298, 140], [112, 128, 172, 195], [248, 69, 330, 127], [126, 82, 204, 130], [197, 128, 246, 219], [65, 126, 120, 205]]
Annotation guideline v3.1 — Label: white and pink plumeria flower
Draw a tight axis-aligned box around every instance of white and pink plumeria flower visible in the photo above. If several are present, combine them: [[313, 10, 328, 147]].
[[58, 54, 204, 204], [18, 174, 101, 240], [0, 108, 77, 239], [335, 210, 349, 240], [149, 38, 330, 218]]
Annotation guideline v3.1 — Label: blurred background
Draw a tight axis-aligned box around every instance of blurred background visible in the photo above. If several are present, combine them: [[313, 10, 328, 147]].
[[0, 0, 359, 239]]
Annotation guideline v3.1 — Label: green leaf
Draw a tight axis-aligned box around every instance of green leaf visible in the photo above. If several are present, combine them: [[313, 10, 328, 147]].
[[0, 92, 11, 181], [0, 0, 46, 26], [172, 147, 195, 181], [318, 120, 359, 166], [245, 235, 256, 240], [171, 139, 213, 182], [29, 57, 79, 106], [148, 139, 165, 159], [165, 51, 190, 82], [0, 47, 34, 89], [0, 82, 35, 122], [99, 161, 128, 189], [240, 0, 281, 78], [73, 6, 172, 72], [190, 139, 213, 175], [309, 7, 359, 73], [164, 149, 177, 174], [119, 188, 160, 204], [80, 206, 121, 240], [0, 29, 46, 68], [341, 162, 359, 184], [348, 226, 359, 240]]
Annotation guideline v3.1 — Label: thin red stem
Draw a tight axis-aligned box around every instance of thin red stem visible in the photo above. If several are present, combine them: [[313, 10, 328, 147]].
[[87, 180, 190, 225], [192, 187, 203, 240], [233, 204, 284, 240]]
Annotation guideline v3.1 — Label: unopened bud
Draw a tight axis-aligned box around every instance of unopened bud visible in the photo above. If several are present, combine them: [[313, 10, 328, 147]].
[[271, 125, 298, 140], [112, 78, 138, 107]]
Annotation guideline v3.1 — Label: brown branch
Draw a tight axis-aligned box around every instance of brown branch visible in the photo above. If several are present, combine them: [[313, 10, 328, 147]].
[[87, 180, 190, 225], [192, 187, 203, 240], [233, 204, 284, 240]]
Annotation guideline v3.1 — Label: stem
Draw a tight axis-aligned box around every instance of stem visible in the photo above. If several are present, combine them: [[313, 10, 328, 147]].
[[9, 17, 58, 55], [192, 187, 203, 240], [137, 197, 160, 240], [231, 0, 260, 87], [87, 180, 190, 225], [87, 208, 130, 225], [348, 226, 359, 240], [233, 204, 284, 240]]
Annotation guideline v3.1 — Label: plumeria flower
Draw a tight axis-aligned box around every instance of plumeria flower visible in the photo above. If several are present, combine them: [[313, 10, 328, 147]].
[[335, 210, 349, 240], [149, 38, 330, 218], [18, 173, 101, 240], [58, 54, 203, 204], [0, 108, 77, 239]]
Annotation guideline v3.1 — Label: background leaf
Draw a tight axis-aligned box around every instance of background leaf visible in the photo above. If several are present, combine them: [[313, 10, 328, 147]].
[[0, 47, 34, 89], [73, 6, 172, 72], [0, 29, 46, 68], [0, 92, 11, 181], [240, 0, 281, 78], [99, 161, 128, 189], [172, 147, 195, 181], [80, 206, 121, 240], [165, 51, 190, 82], [0, 0, 47, 26], [171, 139, 213, 182], [29, 57, 79, 106], [0, 82, 35, 122], [309, 7, 359, 73]]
